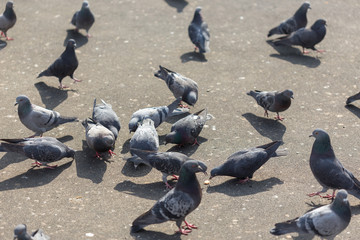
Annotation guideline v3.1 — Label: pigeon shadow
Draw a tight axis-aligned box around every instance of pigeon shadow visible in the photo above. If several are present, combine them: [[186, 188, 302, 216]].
[[121, 158, 152, 177], [165, 136, 207, 156], [206, 177, 283, 197], [130, 229, 182, 240], [0, 40, 7, 50], [180, 51, 207, 63], [74, 140, 108, 184], [345, 104, 360, 119], [0, 160, 73, 192], [242, 113, 286, 141], [163, 0, 188, 13], [114, 180, 167, 201], [165, 112, 190, 124], [121, 138, 131, 154], [63, 29, 88, 48]]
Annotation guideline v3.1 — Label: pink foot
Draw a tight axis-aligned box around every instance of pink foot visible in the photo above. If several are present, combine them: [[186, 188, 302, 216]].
[[176, 228, 192, 235], [274, 115, 284, 121], [171, 175, 179, 181], [179, 103, 189, 109], [316, 49, 325, 53], [303, 50, 310, 54], [192, 138, 200, 146], [0, 32, 4, 37], [108, 150, 116, 157], [32, 161, 42, 168], [44, 164, 58, 169], [5, 37, 13, 41], [238, 177, 249, 184], [95, 152, 101, 159], [72, 77, 82, 83], [86, 34, 92, 38], [59, 84, 69, 89], [165, 182, 173, 189], [183, 220, 197, 229]]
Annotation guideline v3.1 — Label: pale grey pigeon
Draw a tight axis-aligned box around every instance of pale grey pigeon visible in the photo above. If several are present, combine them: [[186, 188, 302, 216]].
[[268, 2, 310, 37], [82, 118, 115, 158], [0, 0, 16, 41], [154, 65, 198, 107], [0, 137, 75, 169], [15, 95, 78, 137], [210, 141, 287, 183], [308, 128, 360, 200], [128, 98, 181, 133], [37, 39, 81, 89], [188, 7, 210, 53], [247, 89, 293, 121], [14, 224, 50, 240], [274, 19, 327, 54], [270, 189, 351, 239], [131, 160, 207, 235], [92, 99, 121, 140], [71, 0, 95, 37], [346, 92, 360, 105]]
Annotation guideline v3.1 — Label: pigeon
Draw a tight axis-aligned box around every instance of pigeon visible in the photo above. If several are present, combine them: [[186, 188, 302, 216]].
[[209, 141, 286, 183], [128, 98, 181, 133], [0, 0, 16, 41], [188, 7, 210, 53], [270, 189, 351, 239], [247, 89, 293, 121], [15, 95, 78, 137], [92, 99, 121, 140], [14, 224, 50, 240], [131, 160, 207, 235], [37, 39, 81, 89], [154, 66, 199, 107], [82, 118, 115, 158], [0, 137, 75, 169], [71, 0, 95, 38], [273, 19, 327, 54], [165, 109, 210, 146], [308, 128, 360, 200], [346, 92, 360, 105], [267, 2, 310, 37]]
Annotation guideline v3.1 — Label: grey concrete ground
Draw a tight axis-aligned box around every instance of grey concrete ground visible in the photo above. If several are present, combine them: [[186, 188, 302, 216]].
[[0, 0, 360, 239]]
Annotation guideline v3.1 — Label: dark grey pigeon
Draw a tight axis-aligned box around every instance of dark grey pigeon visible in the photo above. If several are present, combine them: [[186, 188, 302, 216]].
[[308, 129, 360, 200], [154, 65, 199, 107], [71, 0, 95, 37], [247, 89, 293, 121], [270, 189, 351, 239], [267, 2, 310, 37], [37, 39, 81, 89], [0, 0, 16, 41], [165, 108, 210, 146], [82, 118, 115, 158], [0, 137, 75, 169], [15, 95, 78, 137], [274, 19, 327, 54], [128, 98, 181, 133], [346, 92, 360, 105], [188, 7, 210, 53], [14, 223, 50, 240], [92, 98, 121, 140], [131, 160, 207, 235], [210, 141, 286, 183]]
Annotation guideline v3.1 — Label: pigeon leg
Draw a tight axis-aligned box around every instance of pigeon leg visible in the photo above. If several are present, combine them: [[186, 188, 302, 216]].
[[194, 46, 198, 52], [192, 138, 200, 146], [176, 228, 192, 235], [316, 49, 325, 53], [274, 113, 284, 121], [263, 110, 269, 118], [320, 190, 336, 200], [307, 188, 328, 198], [183, 220, 197, 229], [5, 36, 14, 41], [238, 177, 249, 184], [31, 161, 42, 168], [165, 182, 173, 189], [0, 32, 4, 37], [108, 150, 116, 157], [72, 77, 82, 83], [58, 83, 69, 89], [171, 175, 179, 180], [95, 152, 101, 159]]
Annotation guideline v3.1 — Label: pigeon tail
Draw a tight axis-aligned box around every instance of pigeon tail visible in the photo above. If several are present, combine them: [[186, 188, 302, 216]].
[[131, 209, 165, 232], [55, 116, 78, 125], [125, 155, 151, 168], [37, 69, 52, 78], [0, 142, 23, 154], [273, 38, 292, 46], [270, 219, 299, 235]]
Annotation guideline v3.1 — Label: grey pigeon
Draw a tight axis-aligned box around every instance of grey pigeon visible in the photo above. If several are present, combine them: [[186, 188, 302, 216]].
[[37, 39, 81, 89], [274, 19, 327, 54], [247, 89, 293, 121], [15, 95, 78, 137], [267, 2, 310, 37], [128, 98, 181, 133], [71, 0, 95, 37], [0, 137, 75, 169], [154, 65, 198, 107], [131, 160, 207, 235], [308, 128, 360, 200], [92, 99, 121, 140], [0, 0, 16, 41], [188, 7, 210, 53], [210, 141, 286, 183], [270, 189, 351, 239], [346, 92, 360, 105], [82, 118, 115, 158], [14, 224, 50, 240], [165, 108, 210, 146]]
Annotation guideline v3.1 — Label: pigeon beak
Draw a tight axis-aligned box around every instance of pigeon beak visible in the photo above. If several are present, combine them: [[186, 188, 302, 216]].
[[291, 96, 294, 99], [14, 102, 18, 106], [209, 175, 213, 180], [309, 134, 314, 138]]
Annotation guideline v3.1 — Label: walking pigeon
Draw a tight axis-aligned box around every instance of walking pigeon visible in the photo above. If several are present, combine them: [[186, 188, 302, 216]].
[[346, 92, 360, 105], [15, 95, 78, 137], [267, 2, 310, 37], [270, 189, 351, 239], [210, 141, 286, 183], [92, 99, 121, 140], [188, 7, 210, 53], [14, 224, 50, 240], [71, 0, 95, 38], [0, 0, 16, 41], [131, 160, 207, 235], [37, 39, 81, 89], [247, 89, 293, 121], [154, 66, 198, 107], [0, 137, 75, 169]]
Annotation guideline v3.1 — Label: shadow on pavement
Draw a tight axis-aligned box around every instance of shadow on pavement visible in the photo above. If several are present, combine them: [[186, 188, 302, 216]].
[[165, 136, 207, 156], [242, 113, 286, 141], [130, 229, 181, 239], [114, 180, 167, 201], [121, 159, 152, 177], [0, 40, 7, 50], [345, 104, 360, 118], [180, 51, 207, 63], [64, 29, 88, 48], [163, 0, 188, 13]]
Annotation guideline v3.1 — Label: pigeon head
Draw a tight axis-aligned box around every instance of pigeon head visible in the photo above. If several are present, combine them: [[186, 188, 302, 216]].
[[14, 224, 28, 240], [67, 148, 76, 159], [192, 7, 203, 24], [282, 89, 294, 99], [301, 2, 311, 10], [182, 160, 207, 175], [331, 190, 351, 218], [195, 6, 202, 13], [209, 167, 220, 179], [165, 131, 182, 145], [154, 65, 170, 80], [184, 91, 197, 106], [82, 0, 89, 8], [6, 1, 14, 9], [310, 128, 330, 142], [128, 118, 139, 133], [311, 19, 327, 30], [14, 95, 30, 106], [67, 39, 77, 48]]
